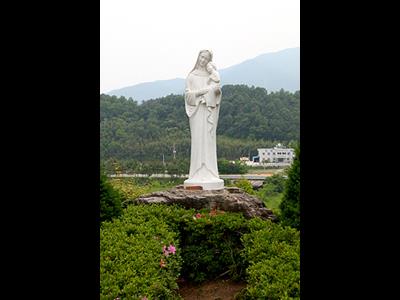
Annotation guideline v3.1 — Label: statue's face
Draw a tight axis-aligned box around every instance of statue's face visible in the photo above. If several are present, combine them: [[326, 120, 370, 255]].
[[198, 52, 211, 68], [206, 62, 214, 73]]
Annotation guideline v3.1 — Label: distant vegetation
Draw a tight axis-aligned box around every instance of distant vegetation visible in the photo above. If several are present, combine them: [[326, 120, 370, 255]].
[[100, 85, 299, 174]]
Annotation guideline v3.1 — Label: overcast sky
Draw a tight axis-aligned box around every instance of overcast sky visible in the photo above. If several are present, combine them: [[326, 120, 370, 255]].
[[100, 0, 299, 93]]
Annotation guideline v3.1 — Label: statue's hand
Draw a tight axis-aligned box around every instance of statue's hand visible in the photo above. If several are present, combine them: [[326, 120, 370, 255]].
[[196, 88, 209, 97], [195, 97, 205, 105]]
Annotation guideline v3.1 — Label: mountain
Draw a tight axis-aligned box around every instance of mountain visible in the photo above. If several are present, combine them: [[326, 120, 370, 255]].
[[219, 48, 299, 91], [107, 78, 185, 103], [106, 47, 299, 102]]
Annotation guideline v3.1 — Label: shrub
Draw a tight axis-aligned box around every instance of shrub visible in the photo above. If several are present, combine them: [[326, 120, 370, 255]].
[[242, 219, 300, 263], [241, 218, 300, 299], [245, 254, 300, 299], [110, 205, 251, 284], [100, 169, 123, 222], [178, 209, 250, 283], [100, 204, 300, 298], [100, 205, 182, 300]]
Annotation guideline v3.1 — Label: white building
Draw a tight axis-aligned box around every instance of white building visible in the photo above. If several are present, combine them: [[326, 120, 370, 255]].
[[254, 144, 295, 165]]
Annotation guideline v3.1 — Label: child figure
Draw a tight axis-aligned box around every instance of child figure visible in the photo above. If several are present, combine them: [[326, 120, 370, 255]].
[[204, 61, 221, 108], [201, 62, 222, 136]]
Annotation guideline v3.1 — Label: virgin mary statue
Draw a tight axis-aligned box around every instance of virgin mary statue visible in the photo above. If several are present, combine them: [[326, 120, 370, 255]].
[[183, 50, 224, 190]]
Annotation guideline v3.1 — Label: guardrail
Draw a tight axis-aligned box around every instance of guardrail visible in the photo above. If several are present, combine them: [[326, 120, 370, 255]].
[[108, 174, 275, 180]]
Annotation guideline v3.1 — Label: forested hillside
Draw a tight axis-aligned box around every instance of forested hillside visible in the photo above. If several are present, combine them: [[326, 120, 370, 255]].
[[100, 85, 299, 164]]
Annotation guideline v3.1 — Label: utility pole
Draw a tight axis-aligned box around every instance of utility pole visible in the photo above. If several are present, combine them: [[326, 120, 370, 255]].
[[162, 153, 165, 167], [173, 143, 176, 160]]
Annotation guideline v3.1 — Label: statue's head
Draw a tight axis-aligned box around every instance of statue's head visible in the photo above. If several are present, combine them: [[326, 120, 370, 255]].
[[191, 49, 213, 72], [206, 61, 217, 73]]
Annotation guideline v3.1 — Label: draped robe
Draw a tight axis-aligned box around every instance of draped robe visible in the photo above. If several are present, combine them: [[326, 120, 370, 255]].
[[183, 69, 224, 190]]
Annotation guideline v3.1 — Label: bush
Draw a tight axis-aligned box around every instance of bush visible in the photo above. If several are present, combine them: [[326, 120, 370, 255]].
[[279, 145, 300, 229], [241, 218, 300, 299], [100, 204, 300, 298], [100, 169, 123, 222], [178, 209, 250, 283], [100, 205, 183, 300], [245, 254, 300, 299]]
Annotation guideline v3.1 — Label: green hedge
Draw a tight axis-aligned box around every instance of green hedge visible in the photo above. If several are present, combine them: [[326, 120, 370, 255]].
[[241, 218, 300, 299], [100, 204, 300, 299], [100, 205, 182, 299]]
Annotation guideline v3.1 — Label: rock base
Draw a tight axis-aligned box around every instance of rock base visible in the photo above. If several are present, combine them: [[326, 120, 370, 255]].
[[135, 186, 276, 220]]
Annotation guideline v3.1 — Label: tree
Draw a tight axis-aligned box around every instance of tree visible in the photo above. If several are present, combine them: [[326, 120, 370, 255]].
[[279, 145, 300, 229], [218, 159, 248, 174]]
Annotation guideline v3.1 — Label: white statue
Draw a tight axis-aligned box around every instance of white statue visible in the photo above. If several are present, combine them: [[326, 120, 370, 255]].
[[183, 50, 224, 190]]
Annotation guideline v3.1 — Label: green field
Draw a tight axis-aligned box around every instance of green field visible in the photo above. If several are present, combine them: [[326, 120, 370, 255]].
[[261, 193, 283, 214], [246, 167, 288, 175]]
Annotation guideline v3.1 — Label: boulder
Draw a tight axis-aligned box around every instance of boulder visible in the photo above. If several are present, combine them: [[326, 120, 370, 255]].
[[133, 186, 276, 220], [249, 180, 264, 190]]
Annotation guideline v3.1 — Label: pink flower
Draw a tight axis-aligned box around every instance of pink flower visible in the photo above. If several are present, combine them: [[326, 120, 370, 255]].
[[168, 244, 176, 255], [195, 213, 202, 219], [141, 297, 148, 300], [163, 245, 170, 257]]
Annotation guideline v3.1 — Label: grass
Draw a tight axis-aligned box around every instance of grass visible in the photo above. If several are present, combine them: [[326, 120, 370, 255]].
[[109, 177, 184, 202], [259, 193, 283, 214]]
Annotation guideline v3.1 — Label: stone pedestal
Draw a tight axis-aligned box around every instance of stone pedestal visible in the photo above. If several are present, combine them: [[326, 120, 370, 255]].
[[183, 178, 224, 190], [134, 186, 276, 220]]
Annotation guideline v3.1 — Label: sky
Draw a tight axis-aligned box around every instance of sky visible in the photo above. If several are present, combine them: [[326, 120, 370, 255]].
[[100, 0, 300, 93]]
